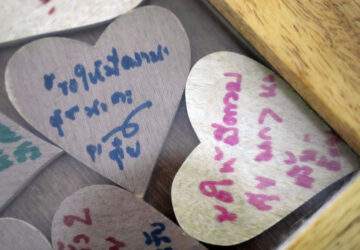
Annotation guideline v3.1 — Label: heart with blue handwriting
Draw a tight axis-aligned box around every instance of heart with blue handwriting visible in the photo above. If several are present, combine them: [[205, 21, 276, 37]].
[[171, 52, 359, 246], [6, 6, 190, 197]]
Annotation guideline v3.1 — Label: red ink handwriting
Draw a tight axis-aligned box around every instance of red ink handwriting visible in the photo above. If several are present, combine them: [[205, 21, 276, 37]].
[[106, 237, 126, 250], [64, 208, 92, 227], [39, 0, 56, 15], [73, 234, 90, 244], [57, 241, 91, 250], [48, 6, 56, 15]]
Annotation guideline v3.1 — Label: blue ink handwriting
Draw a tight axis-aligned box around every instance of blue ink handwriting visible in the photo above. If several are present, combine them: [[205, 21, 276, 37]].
[[143, 222, 172, 250]]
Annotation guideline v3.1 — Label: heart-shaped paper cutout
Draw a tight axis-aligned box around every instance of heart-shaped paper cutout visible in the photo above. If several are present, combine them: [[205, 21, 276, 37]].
[[0, 0, 141, 45], [0, 112, 62, 209], [0, 217, 52, 250], [52, 185, 206, 250], [6, 6, 190, 197], [171, 52, 359, 245]]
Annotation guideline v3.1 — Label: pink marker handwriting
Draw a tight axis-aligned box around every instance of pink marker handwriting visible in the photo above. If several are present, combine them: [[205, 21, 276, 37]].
[[263, 74, 275, 82], [245, 192, 280, 211], [328, 148, 341, 157], [284, 151, 297, 165], [211, 73, 242, 146], [212, 123, 239, 146], [214, 205, 237, 223], [254, 141, 273, 162], [259, 83, 277, 98], [255, 176, 276, 189], [220, 158, 236, 173], [299, 150, 317, 162], [317, 156, 341, 171], [214, 146, 224, 161], [258, 127, 272, 140], [287, 165, 314, 188], [258, 108, 283, 124], [303, 134, 311, 142], [325, 130, 341, 146], [199, 179, 234, 203]]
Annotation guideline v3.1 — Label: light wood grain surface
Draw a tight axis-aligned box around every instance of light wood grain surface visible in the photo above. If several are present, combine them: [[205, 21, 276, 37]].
[[279, 173, 360, 250], [0, 0, 356, 249], [208, 0, 360, 157]]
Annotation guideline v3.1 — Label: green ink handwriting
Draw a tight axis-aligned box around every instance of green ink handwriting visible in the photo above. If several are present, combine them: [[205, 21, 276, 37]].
[[13, 141, 42, 163], [0, 122, 22, 143], [0, 149, 14, 171]]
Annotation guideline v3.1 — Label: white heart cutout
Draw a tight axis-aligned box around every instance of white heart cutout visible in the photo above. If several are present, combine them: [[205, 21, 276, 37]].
[[0, 0, 141, 45], [171, 52, 359, 246], [52, 185, 206, 250], [0, 218, 52, 250], [6, 6, 190, 197]]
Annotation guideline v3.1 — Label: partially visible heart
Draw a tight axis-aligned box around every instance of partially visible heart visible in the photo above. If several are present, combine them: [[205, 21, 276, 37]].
[[171, 52, 359, 245], [0, 218, 52, 250], [0, 0, 141, 44], [6, 6, 190, 196], [0, 112, 62, 209], [51, 185, 206, 250]]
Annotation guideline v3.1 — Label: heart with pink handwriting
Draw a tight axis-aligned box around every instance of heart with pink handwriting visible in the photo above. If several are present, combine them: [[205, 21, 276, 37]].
[[52, 185, 206, 250], [0, 0, 141, 45], [5, 6, 190, 197], [171, 52, 359, 246], [0, 218, 52, 250]]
